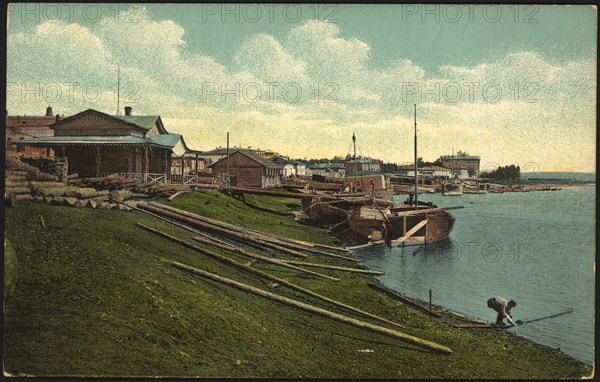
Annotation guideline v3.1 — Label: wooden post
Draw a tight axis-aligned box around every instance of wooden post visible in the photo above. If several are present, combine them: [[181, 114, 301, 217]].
[[61, 146, 66, 158], [429, 289, 432, 311], [95, 146, 101, 177], [181, 154, 185, 178], [195, 153, 199, 175], [164, 150, 169, 179], [142, 147, 149, 177]]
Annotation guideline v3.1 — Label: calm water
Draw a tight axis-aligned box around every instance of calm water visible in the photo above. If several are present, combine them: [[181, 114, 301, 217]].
[[352, 186, 595, 364]]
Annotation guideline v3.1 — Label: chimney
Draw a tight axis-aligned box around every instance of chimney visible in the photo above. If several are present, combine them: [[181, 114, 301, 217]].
[[124, 106, 132, 116], [56, 114, 60, 122], [46, 106, 53, 116]]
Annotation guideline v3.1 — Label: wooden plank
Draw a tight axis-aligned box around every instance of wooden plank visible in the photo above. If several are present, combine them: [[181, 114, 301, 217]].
[[390, 219, 428, 246], [346, 240, 386, 250]]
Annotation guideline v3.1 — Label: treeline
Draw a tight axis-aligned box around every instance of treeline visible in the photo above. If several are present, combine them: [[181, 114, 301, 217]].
[[480, 165, 521, 181], [381, 157, 442, 174], [294, 155, 374, 166]]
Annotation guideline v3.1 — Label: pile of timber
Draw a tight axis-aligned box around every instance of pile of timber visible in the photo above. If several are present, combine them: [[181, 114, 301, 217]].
[[17, 155, 69, 181], [137, 201, 356, 261], [82, 176, 139, 191], [4, 170, 136, 210]]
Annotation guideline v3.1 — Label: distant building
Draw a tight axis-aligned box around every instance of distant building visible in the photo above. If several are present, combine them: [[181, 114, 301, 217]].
[[345, 173, 387, 191], [396, 164, 451, 179], [438, 151, 480, 178], [6, 106, 61, 156], [289, 160, 307, 176], [209, 149, 284, 188], [344, 159, 381, 176], [307, 163, 346, 178]]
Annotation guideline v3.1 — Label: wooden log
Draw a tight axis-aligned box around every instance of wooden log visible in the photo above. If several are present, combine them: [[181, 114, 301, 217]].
[[346, 240, 386, 250], [167, 191, 187, 201], [5, 181, 29, 188], [5, 187, 31, 195], [138, 223, 337, 282], [30, 181, 67, 189], [78, 189, 110, 199], [189, 235, 338, 281], [148, 202, 357, 261], [15, 194, 33, 201], [63, 197, 78, 207], [280, 260, 385, 275], [86, 200, 98, 209], [133, 219, 405, 330], [140, 203, 309, 258], [74, 187, 102, 199], [368, 283, 441, 318], [171, 261, 452, 354]]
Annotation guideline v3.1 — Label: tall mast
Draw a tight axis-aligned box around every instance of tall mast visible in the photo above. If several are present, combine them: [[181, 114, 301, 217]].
[[353, 132, 358, 190], [116, 65, 120, 115], [414, 104, 418, 209]]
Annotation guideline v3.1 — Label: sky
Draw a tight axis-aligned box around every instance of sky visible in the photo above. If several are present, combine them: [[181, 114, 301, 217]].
[[6, 3, 597, 172]]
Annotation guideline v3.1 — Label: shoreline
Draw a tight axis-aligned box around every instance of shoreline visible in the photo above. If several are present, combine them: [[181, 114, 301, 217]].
[[3, 192, 593, 378]]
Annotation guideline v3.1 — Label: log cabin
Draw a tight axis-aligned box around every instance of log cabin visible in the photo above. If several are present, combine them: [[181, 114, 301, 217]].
[[19, 107, 201, 184], [209, 150, 284, 188]]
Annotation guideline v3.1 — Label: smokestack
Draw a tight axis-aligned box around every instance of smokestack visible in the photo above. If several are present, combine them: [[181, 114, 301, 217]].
[[124, 106, 132, 116], [46, 106, 53, 116]]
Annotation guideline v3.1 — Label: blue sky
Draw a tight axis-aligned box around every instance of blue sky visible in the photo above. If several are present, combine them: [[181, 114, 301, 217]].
[[6, 4, 597, 171]]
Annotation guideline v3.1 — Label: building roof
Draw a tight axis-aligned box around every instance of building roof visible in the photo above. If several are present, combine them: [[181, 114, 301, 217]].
[[344, 159, 382, 165], [6, 116, 59, 128], [439, 151, 480, 160], [208, 149, 282, 169], [113, 115, 161, 131], [19, 134, 184, 149]]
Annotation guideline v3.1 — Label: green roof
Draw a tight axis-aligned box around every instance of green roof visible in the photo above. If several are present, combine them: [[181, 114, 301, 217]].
[[150, 134, 181, 148], [20, 134, 181, 149], [113, 115, 160, 131]]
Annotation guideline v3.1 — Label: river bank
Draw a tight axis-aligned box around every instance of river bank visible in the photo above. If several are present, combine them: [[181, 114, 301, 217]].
[[3, 190, 592, 378]]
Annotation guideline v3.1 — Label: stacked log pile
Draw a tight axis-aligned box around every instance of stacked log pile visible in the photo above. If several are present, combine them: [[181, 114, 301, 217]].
[[17, 156, 68, 182], [133, 182, 191, 198], [4, 169, 135, 210]]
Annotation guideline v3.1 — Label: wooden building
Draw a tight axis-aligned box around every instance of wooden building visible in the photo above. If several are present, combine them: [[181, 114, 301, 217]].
[[345, 173, 387, 191], [20, 108, 200, 183], [438, 151, 480, 178], [6, 106, 61, 156], [209, 150, 284, 188]]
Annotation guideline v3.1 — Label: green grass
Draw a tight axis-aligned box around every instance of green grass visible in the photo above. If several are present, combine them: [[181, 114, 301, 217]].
[[3, 191, 591, 378]]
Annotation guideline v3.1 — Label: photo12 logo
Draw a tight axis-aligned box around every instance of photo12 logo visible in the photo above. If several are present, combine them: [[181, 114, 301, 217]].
[[7, 82, 139, 104], [200, 4, 339, 23], [401, 4, 539, 24], [7, 3, 140, 23]]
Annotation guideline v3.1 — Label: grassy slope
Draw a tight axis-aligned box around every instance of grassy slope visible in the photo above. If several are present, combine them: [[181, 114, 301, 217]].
[[3, 190, 591, 378]]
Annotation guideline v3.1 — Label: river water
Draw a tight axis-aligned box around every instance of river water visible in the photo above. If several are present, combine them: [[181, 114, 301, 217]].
[[351, 186, 595, 365]]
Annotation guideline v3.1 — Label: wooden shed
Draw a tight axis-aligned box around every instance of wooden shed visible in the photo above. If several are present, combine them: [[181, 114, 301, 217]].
[[209, 150, 284, 188]]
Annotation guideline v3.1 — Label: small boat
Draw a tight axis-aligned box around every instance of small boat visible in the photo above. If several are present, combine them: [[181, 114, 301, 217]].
[[442, 184, 463, 196]]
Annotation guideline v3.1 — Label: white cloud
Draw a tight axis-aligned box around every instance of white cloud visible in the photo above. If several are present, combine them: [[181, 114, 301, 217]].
[[6, 12, 596, 172]]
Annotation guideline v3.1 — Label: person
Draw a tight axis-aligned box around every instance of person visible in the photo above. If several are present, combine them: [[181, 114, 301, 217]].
[[487, 296, 517, 326]]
